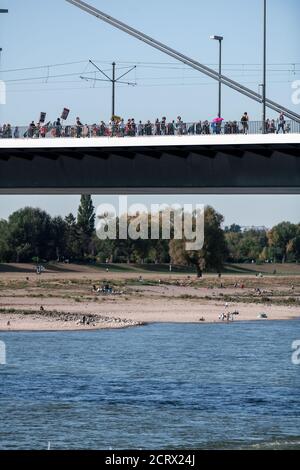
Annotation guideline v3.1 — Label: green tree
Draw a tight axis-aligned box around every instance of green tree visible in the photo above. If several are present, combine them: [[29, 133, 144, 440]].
[[50, 216, 67, 261], [77, 195, 95, 259], [7, 207, 52, 262], [169, 206, 227, 277], [267, 222, 297, 262], [77, 195, 95, 237], [225, 223, 242, 233], [64, 213, 82, 260], [239, 229, 267, 261], [0, 219, 11, 262], [286, 224, 300, 262], [225, 231, 243, 262]]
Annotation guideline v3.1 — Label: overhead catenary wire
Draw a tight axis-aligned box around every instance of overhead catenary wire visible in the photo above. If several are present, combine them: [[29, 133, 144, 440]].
[[1, 59, 299, 74], [3, 68, 298, 84], [6, 79, 296, 94]]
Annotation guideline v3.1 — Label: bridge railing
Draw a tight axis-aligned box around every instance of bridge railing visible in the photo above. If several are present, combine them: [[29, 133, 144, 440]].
[[1, 120, 300, 139]]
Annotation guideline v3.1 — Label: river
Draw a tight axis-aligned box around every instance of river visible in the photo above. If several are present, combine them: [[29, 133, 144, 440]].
[[0, 321, 299, 449]]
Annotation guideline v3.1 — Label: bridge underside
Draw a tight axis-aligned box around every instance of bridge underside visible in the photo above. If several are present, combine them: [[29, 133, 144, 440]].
[[0, 142, 299, 194]]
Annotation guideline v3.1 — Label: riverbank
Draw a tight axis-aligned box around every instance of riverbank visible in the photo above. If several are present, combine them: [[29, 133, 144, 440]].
[[0, 265, 299, 331]]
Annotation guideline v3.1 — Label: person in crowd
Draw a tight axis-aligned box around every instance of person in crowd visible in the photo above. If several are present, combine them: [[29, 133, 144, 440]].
[[131, 118, 136, 136], [28, 121, 36, 138], [54, 117, 62, 137], [82, 124, 90, 137], [188, 122, 195, 135], [119, 118, 125, 137], [76, 116, 83, 138], [224, 121, 230, 134], [195, 121, 202, 135], [125, 118, 132, 136], [40, 123, 48, 138], [277, 112, 286, 134], [145, 120, 152, 136], [167, 120, 175, 135], [99, 121, 106, 136], [202, 120, 210, 134], [241, 112, 249, 134], [232, 121, 239, 134], [270, 119, 276, 133], [211, 121, 217, 135], [161, 116, 167, 135], [137, 120, 144, 136], [154, 118, 161, 136], [176, 116, 183, 135], [265, 119, 270, 133], [34, 122, 41, 138], [91, 123, 99, 137], [13, 126, 20, 138]]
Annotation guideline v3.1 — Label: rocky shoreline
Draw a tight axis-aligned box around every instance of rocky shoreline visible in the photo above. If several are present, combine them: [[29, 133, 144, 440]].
[[0, 309, 145, 331]]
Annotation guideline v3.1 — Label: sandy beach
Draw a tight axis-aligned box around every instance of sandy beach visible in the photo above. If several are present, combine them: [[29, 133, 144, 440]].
[[0, 263, 299, 331]]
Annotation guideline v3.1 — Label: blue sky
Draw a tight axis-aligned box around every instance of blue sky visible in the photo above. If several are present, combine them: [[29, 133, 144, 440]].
[[0, 195, 299, 229], [0, 0, 299, 124], [0, 1, 299, 226]]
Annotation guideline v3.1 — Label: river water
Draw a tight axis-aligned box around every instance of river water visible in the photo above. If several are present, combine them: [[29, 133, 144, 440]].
[[0, 321, 299, 449]]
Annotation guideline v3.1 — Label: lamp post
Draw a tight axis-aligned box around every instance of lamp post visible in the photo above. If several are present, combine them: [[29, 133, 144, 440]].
[[0, 9, 8, 53], [0, 8, 8, 53], [262, 0, 267, 133], [210, 35, 223, 118]]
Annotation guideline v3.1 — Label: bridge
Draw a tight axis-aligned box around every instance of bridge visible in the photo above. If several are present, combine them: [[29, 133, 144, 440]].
[[0, 132, 299, 194]]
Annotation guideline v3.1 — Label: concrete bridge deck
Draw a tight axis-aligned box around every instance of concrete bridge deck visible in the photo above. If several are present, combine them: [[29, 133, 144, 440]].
[[0, 134, 299, 194]]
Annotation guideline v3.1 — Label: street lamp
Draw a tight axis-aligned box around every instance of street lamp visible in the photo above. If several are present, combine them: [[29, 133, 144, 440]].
[[262, 0, 267, 133], [0, 8, 8, 55], [210, 35, 223, 118]]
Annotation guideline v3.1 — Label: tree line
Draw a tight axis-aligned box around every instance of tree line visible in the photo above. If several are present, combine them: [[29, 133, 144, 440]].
[[0, 196, 299, 275]]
